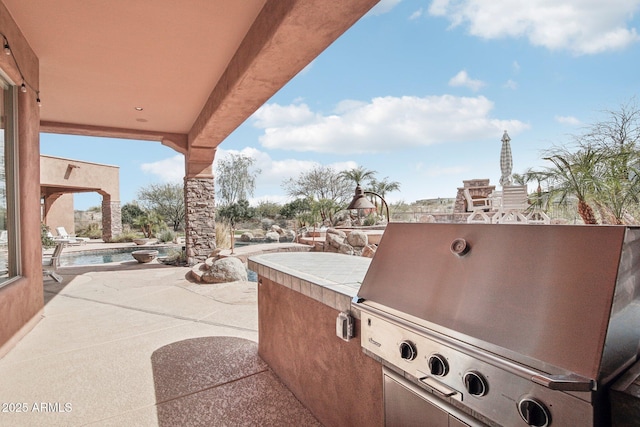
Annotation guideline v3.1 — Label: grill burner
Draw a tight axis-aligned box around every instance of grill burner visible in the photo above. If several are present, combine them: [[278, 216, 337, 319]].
[[354, 223, 640, 426]]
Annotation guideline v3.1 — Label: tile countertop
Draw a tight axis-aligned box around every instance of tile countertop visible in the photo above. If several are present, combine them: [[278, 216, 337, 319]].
[[248, 252, 371, 317]]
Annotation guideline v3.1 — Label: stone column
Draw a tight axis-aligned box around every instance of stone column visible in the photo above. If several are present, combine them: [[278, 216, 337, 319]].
[[184, 177, 216, 265], [101, 197, 122, 242]]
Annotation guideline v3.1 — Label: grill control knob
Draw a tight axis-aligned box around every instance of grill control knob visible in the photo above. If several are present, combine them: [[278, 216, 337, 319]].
[[428, 354, 449, 377], [399, 341, 417, 361], [463, 371, 488, 397], [518, 397, 551, 427]]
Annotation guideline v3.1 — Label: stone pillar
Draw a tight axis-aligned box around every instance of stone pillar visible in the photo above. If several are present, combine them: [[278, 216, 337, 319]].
[[185, 177, 216, 265], [101, 197, 122, 242]]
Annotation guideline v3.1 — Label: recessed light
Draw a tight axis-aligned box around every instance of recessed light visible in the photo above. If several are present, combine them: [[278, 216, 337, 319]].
[[134, 107, 144, 111]]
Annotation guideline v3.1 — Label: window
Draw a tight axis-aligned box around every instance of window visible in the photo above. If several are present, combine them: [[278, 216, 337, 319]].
[[0, 76, 20, 286]]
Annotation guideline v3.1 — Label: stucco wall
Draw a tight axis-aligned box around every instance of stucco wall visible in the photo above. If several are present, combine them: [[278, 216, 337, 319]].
[[258, 276, 384, 427], [0, 0, 44, 356], [43, 193, 74, 236]]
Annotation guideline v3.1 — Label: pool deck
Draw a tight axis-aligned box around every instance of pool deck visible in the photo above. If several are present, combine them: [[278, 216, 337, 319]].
[[1, 240, 321, 426]]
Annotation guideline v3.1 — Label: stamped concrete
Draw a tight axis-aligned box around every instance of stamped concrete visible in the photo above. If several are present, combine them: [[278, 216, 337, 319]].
[[0, 256, 320, 426]]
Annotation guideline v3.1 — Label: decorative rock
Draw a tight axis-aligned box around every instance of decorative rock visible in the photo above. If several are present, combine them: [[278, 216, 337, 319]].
[[271, 225, 285, 235], [199, 257, 248, 284], [346, 230, 368, 248], [132, 250, 159, 263], [133, 238, 153, 245], [338, 243, 354, 255], [240, 232, 253, 242], [265, 231, 280, 242], [362, 244, 377, 258], [325, 232, 344, 249], [326, 227, 346, 238]]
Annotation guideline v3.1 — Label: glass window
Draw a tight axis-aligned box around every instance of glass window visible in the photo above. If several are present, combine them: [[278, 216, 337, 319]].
[[0, 76, 19, 286]]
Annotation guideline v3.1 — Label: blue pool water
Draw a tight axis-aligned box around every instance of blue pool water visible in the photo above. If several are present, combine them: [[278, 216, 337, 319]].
[[59, 246, 258, 282], [59, 247, 175, 266]]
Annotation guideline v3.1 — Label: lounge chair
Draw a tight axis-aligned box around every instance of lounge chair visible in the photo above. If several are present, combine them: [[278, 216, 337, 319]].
[[56, 227, 89, 245], [42, 242, 65, 283]]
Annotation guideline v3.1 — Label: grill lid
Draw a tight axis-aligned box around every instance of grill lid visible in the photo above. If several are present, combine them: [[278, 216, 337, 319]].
[[357, 223, 640, 382]]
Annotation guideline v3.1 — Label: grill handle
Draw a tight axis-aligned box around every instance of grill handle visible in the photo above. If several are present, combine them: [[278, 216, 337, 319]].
[[531, 374, 595, 392]]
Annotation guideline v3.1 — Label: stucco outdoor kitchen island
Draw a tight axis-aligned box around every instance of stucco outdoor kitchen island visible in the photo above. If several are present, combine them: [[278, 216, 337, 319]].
[[248, 252, 384, 427]]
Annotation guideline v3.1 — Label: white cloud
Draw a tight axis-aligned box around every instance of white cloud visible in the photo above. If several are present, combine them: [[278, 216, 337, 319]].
[[503, 79, 518, 90], [512, 61, 521, 73], [140, 154, 183, 183], [368, 0, 402, 15], [555, 115, 581, 125], [252, 95, 528, 154], [141, 148, 360, 202], [213, 147, 357, 191], [448, 70, 486, 91], [428, 0, 640, 55], [410, 8, 424, 20]]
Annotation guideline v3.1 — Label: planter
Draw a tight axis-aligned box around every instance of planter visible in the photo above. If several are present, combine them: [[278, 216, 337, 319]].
[[132, 250, 159, 263], [133, 238, 157, 245]]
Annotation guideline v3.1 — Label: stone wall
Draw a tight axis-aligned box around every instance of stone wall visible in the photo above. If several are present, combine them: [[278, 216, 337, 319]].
[[101, 199, 122, 241], [454, 179, 496, 213], [185, 177, 216, 265]]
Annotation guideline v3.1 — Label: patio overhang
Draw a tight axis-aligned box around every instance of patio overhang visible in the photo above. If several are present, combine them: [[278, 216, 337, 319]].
[[4, 0, 379, 165]]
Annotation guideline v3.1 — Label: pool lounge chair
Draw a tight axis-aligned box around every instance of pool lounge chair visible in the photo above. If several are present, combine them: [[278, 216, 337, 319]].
[[56, 227, 89, 245], [42, 242, 65, 283]]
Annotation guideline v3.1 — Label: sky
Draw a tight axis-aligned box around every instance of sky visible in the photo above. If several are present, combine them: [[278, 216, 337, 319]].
[[41, 0, 640, 210]]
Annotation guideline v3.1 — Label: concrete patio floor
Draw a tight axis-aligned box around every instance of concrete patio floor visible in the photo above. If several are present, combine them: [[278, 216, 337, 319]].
[[0, 255, 321, 426]]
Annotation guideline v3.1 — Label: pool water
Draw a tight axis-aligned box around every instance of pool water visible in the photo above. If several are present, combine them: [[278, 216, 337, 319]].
[[58, 246, 258, 282], [59, 247, 175, 266]]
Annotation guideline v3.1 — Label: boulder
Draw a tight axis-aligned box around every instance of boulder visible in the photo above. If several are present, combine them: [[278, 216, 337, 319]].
[[326, 227, 347, 238], [362, 244, 377, 258], [271, 224, 285, 235], [325, 231, 344, 249], [240, 232, 253, 242], [346, 230, 368, 248], [199, 257, 248, 284], [265, 231, 280, 242], [338, 243, 354, 255]]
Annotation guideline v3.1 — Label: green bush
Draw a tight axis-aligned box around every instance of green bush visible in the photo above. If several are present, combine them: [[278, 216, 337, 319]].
[[41, 223, 55, 248], [157, 229, 176, 243], [77, 223, 102, 239], [110, 231, 142, 243]]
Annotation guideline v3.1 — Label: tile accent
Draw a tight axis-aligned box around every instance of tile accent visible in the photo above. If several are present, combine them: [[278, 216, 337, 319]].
[[250, 252, 370, 314]]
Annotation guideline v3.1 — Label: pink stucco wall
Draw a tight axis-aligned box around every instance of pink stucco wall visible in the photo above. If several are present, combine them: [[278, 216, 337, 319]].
[[0, 1, 45, 356]]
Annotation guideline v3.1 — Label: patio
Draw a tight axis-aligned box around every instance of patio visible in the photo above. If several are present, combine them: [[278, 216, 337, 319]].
[[0, 258, 320, 426]]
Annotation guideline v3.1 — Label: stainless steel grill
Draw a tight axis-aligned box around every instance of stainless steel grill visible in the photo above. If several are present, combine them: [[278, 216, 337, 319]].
[[354, 223, 640, 426]]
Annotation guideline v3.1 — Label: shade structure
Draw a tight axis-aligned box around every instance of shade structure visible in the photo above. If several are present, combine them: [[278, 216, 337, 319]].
[[499, 130, 513, 186]]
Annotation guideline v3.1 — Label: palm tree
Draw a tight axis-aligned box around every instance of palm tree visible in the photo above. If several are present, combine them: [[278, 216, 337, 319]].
[[369, 177, 401, 217], [339, 166, 377, 186], [525, 146, 602, 224]]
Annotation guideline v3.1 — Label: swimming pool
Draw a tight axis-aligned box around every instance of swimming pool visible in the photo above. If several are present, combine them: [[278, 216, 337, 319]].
[[58, 246, 258, 282], [59, 247, 177, 266]]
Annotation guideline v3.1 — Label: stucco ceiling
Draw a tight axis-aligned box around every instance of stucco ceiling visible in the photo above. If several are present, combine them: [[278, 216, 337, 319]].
[[4, 0, 266, 136], [3, 0, 378, 152]]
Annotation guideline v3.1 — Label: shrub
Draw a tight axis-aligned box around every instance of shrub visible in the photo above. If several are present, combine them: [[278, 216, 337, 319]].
[[216, 221, 232, 249], [41, 223, 55, 248], [157, 229, 176, 243], [260, 218, 274, 231], [77, 223, 102, 239], [110, 231, 142, 243]]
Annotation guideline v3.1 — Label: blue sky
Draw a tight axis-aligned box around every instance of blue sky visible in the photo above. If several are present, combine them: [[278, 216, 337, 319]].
[[41, 0, 640, 210]]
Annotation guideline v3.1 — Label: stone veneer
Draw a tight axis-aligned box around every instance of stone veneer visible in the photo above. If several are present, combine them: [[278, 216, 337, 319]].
[[454, 178, 496, 213], [101, 199, 122, 241], [185, 177, 216, 265]]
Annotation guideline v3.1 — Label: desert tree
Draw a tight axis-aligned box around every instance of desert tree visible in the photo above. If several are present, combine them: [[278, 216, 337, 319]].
[[215, 154, 261, 207], [137, 183, 185, 231]]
